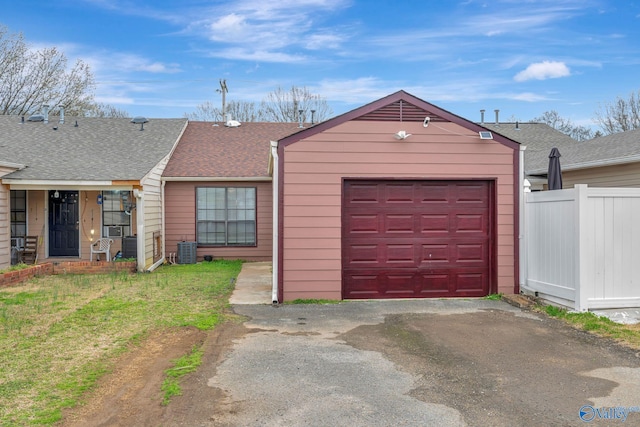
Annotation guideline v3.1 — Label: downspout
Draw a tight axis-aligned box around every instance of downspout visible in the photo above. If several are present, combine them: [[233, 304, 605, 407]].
[[161, 180, 166, 265], [518, 145, 527, 291], [134, 189, 145, 272], [270, 140, 279, 304]]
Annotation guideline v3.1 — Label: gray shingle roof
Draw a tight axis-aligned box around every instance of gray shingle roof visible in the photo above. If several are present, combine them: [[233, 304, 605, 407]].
[[529, 127, 640, 173], [480, 122, 580, 174], [0, 116, 187, 181]]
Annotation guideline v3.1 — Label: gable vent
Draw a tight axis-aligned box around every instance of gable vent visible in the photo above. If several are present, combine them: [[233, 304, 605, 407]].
[[355, 100, 449, 122]]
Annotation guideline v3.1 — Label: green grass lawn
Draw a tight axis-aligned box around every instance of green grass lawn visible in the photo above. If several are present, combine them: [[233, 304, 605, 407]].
[[539, 304, 640, 349], [0, 260, 242, 426]]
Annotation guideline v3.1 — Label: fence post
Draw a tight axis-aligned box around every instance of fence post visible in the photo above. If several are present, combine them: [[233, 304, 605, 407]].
[[574, 184, 589, 311], [520, 178, 531, 290]]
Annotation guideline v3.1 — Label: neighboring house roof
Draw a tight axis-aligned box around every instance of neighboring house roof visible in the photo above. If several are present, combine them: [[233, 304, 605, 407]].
[[0, 116, 188, 181], [162, 121, 304, 179], [527, 127, 640, 174], [480, 122, 580, 174]]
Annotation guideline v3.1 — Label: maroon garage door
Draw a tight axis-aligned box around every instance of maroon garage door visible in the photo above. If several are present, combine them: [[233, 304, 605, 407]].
[[342, 180, 494, 299]]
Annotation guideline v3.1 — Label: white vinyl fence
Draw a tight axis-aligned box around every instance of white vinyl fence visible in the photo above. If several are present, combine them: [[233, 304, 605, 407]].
[[523, 184, 640, 311]]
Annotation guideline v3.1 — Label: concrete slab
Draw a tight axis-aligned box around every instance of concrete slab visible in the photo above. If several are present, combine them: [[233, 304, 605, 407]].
[[229, 261, 272, 305], [592, 308, 640, 325]]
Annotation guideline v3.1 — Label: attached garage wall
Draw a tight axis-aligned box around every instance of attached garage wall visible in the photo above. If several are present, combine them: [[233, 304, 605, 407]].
[[281, 120, 516, 301], [164, 180, 273, 261]]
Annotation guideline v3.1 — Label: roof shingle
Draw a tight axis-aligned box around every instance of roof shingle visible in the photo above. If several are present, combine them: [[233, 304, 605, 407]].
[[163, 121, 304, 178], [0, 116, 187, 181]]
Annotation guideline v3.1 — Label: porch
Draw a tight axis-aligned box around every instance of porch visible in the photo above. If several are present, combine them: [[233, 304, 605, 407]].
[[7, 189, 139, 268]]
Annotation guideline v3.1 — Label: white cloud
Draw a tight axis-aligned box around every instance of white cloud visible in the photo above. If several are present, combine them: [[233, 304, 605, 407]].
[[90, 52, 181, 74], [206, 48, 307, 63], [510, 92, 552, 102], [305, 33, 343, 50], [313, 77, 395, 104], [514, 61, 571, 82]]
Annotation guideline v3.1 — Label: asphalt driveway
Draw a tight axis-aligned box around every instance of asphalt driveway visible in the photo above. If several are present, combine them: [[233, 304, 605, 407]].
[[173, 299, 640, 427]]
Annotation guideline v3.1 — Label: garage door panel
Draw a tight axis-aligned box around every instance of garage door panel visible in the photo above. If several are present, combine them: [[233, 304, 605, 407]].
[[385, 214, 415, 233], [386, 244, 415, 264], [419, 272, 451, 293], [343, 180, 492, 299], [420, 214, 449, 234], [455, 243, 488, 263], [454, 214, 487, 233], [455, 184, 490, 204], [347, 214, 380, 234], [418, 183, 450, 204], [347, 183, 380, 204], [386, 273, 419, 295], [346, 244, 379, 264], [385, 183, 416, 204], [454, 272, 488, 294], [420, 244, 449, 263]]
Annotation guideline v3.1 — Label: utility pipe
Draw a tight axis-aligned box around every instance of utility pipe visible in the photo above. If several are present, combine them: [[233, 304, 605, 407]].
[[270, 141, 280, 304]]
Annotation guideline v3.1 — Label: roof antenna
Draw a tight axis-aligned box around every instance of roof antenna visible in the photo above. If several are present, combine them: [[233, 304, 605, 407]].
[[217, 79, 228, 122]]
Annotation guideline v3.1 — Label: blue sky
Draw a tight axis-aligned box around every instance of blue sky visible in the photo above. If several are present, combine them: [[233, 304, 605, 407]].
[[2, 0, 639, 128]]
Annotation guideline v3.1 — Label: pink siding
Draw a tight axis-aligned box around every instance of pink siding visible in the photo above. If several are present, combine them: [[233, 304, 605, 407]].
[[282, 120, 517, 301], [164, 181, 272, 261]]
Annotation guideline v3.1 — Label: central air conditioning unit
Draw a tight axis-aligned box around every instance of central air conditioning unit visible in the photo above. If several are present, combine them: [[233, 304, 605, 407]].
[[177, 241, 197, 264]]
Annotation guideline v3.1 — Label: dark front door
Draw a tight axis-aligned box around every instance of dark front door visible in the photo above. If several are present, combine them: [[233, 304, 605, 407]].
[[342, 180, 493, 299], [49, 190, 80, 257]]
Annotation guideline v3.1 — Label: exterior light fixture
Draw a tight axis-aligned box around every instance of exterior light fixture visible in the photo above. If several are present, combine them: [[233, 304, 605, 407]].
[[394, 131, 412, 140]]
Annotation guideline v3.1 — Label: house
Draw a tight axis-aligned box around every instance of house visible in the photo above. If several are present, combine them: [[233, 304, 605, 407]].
[[161, 120, 304, 263], [271, 91, 522, 302], [524, 127, 640, 188], [0, 114, 188, 271]]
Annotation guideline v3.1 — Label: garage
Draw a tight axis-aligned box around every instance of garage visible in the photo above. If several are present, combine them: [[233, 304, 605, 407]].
[[275, 90, 520, 302], [343, 179, 494, 299]]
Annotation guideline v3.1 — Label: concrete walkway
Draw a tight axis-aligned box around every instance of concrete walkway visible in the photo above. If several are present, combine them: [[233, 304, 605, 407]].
[[229, 262, 640, 324], [229, 261, 273, 305]]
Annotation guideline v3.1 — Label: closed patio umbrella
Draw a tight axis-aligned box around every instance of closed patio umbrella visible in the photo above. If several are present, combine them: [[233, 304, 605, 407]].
[[548, 147, 563, 190]]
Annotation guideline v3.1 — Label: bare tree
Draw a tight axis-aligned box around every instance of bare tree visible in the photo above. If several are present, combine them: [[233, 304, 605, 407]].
[[84, 102, 130, 118], [185, 100, 261, 122], [185, 85, 333, 123], [260, 86, 332, 123], [533, 110, 594, 141], [0, 26, 95, 116], [594, 90, 640, 134]]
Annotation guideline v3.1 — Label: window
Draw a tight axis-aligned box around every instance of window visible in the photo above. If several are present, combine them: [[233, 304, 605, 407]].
[[10, 190, 26, 238], [102, 190, 132, 238], [197, 187, 256, 246]]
